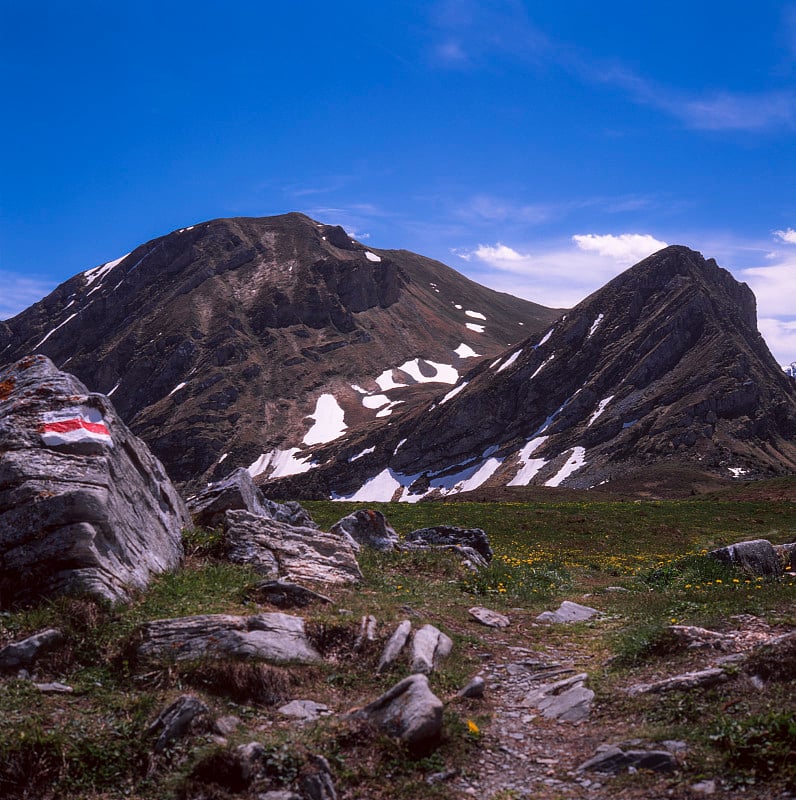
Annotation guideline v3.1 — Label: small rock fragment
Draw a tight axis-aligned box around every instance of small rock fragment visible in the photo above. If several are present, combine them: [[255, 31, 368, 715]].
[[468, 606, 510, 628], [377, 620, 412, 673], [278, 700, 331, 721], [0, 629, 64, 672], [148, 694, 209, 753], [536, 601, 600, 624], [34, 681, 73, 694], [301, 754, 337, 800], [457, 676, 486, 698], [254, 580, 333, 609], [410, 624, 453, 674]]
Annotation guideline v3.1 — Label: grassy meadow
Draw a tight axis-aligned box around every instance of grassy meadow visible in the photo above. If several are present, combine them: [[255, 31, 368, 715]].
[[1, 495, 794, 798]]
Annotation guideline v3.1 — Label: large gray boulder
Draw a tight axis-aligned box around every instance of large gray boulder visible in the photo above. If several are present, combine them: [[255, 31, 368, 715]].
[[352, 673, 443, 748], [224, 510, 362, 585], [136, 612, 322, 664], [709, 539, 783, 578], [187, 468, 316, 530], [0, 356, 187, 606], [330, 509, 399, 552]]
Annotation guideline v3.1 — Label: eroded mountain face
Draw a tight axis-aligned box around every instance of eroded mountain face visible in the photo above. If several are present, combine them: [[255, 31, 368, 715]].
[[266, 246, 796, 500], [0, 213, 558, 484]]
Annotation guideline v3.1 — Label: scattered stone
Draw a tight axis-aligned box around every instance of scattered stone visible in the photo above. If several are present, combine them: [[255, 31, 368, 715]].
[[0, 356, 187, 606], [258, 792, 302, 800], [0, 628, 64, 672], [709, 539, 783, 578], [604, 586, 629, 593], [213, 715, 242, 736], [457, 676, 486, 699], [377, 620, 412, 673], [578, 745, 677, 774], [278, 700, 331, 721], [253, 580, 333, 609], [691, 779, 717, 795], [410, 624, 453, 674], [136, 612, 322, 665], [468, 606, 510, 628], [234, 742, 267, 785], [148, 694, 209, 753], [426, 770, 459, 784], [330, 509, 399, 552], [625, 667, 727, 696], [224, 510, 362, 585], [301, 754, 337, 800], [34, 681, 73, 694], [352, 673, 443, 747], [661, 740, 688, 753], [355, 615, 377, 650], [523, 673, 594, 722], [536, 601, 601, 624], [403, 525, 493, 563]]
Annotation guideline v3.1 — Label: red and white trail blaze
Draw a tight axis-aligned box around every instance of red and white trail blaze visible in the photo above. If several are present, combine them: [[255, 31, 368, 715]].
[[39, 406, 113, 448]]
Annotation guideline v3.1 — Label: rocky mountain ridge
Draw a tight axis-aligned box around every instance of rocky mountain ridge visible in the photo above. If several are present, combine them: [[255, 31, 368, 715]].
[[0, 213, 558, 485], [266, 246, 796, 500]]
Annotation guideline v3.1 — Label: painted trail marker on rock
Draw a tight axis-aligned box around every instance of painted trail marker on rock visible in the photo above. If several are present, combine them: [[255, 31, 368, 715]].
[[39, 406, 113, 450]]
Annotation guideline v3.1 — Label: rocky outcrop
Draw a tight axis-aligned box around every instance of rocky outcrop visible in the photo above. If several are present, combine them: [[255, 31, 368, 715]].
[[188, 468, 316, 529], [709, 539, 783, 578], [136, 613, 322, 664], [0, 356, 187, 607], [223, 510, 362, 584], [404, 526, 493, 562], [0, 629, 63, 672], [330, 509, 398, 552]]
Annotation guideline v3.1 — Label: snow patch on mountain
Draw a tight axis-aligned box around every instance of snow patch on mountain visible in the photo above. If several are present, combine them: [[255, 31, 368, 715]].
[[365, 251, 381, 262], [454, 342, 480, 358], [534, 328, 553, 348], [545, 447, 587, 487], [440, 381, 468, 405], [507, 436, 549, 486], [303, 393, 347, 445], [466, 310, 487, 320], [497, 349, 521, 373], [466, 323, 485, 333], [34, 313, 78, 349], [588, 314, 604, 338], [167, 382, 187, 398], [362, 394, 391, 409], [334, 468, 402, 501], [248, 447, 314, 479], [349, 446, 376, 462], [588, 395, 614, 426], [530, 354, 555, 380], [83, 254, 129, 287]]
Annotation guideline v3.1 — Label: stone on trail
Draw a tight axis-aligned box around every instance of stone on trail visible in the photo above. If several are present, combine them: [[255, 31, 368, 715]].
[[708, 539, 783, 578], [522, 672, 594, 722], [278, 700, 331, 721], [403, 525, 493, 563], [625, 667, 727, 696], [136, 612, 322, 665], [0, 629, 63, 673], [330, 508, 399, 552], [377, 619, 412, 673], [0, 355, 187, 606], [224, 510, 361, 585], [468, 606, 510, 628], [410, 624, 453, 674], [536, 600, 600, 624], [457, 675, 486, 698], [351, 673, 443, 747], [577, 745, 677, 774]]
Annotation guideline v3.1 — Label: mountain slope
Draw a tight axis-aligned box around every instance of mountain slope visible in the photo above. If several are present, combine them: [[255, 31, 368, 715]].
[[265, 245, 796, 499], [0, 213, 559, 484]]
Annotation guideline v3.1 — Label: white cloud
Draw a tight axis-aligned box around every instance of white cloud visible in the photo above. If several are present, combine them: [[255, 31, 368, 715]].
[[573, 233, 668, 262], [0, 272, 54, 320], [757, 318, 796, 366], [773, 228, 796, 244], [741, 257, 796, 317], [454, 232, 667, 307]]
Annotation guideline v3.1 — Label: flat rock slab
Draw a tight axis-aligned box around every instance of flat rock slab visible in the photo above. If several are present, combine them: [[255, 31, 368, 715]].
[[469, 606, 510, 628], [136, 612, 322, 664], [352, 673, 443, 747], [625, 667, 727, 696], [0, 628, 63, 672], [578, 745, 677, 774], [536, 601, 600, 624], [404, 526, 493, 563], [224, 510, 361, 585], [0, 356, 187, 606], [254, 580, 332, 609], [278, 700, 332, 721], [410, 624, 453, 674]]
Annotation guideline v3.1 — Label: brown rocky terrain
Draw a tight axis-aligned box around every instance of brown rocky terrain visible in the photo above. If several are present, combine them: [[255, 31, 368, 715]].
[[0, 213, 558, 485]]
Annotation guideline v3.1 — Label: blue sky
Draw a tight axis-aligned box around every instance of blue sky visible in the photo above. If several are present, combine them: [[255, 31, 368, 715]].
[[2, 1, 795, 364]]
